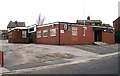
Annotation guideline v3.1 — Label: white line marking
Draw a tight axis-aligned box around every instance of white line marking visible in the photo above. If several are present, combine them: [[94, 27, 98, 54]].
[[98, 52, 119, 58]]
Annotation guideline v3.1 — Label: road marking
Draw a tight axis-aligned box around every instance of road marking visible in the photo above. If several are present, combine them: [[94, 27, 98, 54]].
[[98, 52, 119, 58], [4, 52, 119, 74]]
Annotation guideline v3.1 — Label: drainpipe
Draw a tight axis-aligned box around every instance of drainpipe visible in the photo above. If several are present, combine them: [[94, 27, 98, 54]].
[[58, 22, 61, 45]]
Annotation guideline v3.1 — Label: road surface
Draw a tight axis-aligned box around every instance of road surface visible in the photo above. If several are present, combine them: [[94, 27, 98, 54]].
[[26, 55, 119, 74]]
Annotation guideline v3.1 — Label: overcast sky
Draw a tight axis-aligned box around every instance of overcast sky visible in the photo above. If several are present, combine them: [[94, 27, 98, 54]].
[[0, 0, 119, 30]]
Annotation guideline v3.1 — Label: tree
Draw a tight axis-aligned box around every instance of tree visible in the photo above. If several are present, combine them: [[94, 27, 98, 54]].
[[36, 14, 45, 26]]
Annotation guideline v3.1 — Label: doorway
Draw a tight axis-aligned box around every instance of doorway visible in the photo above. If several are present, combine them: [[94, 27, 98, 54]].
[[28, 33, 35, 43], [94, 30, 102, 42]]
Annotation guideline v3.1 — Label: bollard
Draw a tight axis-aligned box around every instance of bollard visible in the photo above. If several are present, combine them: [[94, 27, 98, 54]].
[[0, 51, 4, 67], [1, 51, 4, 67]]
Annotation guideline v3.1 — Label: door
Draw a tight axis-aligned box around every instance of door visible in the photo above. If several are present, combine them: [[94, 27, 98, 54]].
[[94, 30, 102, 42]]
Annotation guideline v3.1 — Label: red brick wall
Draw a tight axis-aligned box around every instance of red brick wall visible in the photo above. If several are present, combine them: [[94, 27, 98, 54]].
[[102, 32, 115, 44], [113, 17, 120, 32], [36, 23, 94, 45], [36, 24, 60, 44], [8, 29, 29, 43], [60, 24, 94, 45]]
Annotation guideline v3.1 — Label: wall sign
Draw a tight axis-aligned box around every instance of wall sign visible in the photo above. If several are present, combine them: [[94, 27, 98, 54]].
[[83, 26, 87, 30], [61, 30, 64, 33], [64, 24, 68, 30]]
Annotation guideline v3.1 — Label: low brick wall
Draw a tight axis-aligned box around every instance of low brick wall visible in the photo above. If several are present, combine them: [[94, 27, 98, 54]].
[[0, 51, 4, 67], [102, 32, 115, 44]]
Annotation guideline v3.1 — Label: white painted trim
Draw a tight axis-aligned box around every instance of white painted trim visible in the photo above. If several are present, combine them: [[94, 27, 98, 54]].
[[8, 27, 28, 32], [37, 22, 59, 28]]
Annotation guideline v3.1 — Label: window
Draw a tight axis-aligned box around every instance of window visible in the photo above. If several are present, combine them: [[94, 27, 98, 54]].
[[9, 32, 12, 38], [37, 31, 41, 38], [92, 23, 95, 26], [8, 33, 10, 38], [72, 27, 77, 36], [50, 28, 56, 36], [11, 32, 12, 38], [43, 30, 48, 37], [22, 31, 27, 38], [86, 23, 90, 25]]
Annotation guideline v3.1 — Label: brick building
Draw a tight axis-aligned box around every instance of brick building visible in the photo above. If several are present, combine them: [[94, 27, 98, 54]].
[[35, 22, 115, 45], [113, 17, 120, 32], [36, 22, 94, 45], [113, 17, 120, 43], [8, 27, 29, 43], [8, 19, 115, 44], [0, 30, 8, 40]]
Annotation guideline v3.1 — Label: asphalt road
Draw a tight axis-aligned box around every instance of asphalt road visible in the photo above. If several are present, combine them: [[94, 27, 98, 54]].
[[26, 55, 119, 74], [69, 44, 119, 54]]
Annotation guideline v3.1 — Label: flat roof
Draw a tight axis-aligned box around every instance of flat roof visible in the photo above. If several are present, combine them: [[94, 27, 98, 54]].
[[36, 21, 114, 29]]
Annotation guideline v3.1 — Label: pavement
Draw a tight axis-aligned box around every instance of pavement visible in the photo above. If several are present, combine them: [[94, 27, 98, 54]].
[[0, 67, 10, 75], [0, 40, 119, 74]]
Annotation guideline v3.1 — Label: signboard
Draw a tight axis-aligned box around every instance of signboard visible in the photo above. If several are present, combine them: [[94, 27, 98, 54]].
[[61, 30, 64, 33], [103, 29, 114, 32], [93, 27, 104, 31], [83, 26, 87, 30], [64, 24, 68, 30]]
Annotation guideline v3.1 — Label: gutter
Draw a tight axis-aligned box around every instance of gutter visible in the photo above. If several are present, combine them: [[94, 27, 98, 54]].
[[58, 22, 61, 45]]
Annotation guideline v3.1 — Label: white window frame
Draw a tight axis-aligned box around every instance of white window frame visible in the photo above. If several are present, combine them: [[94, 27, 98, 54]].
[[37, 31, 41, 38], [9, 32, 12, 38], [72, 27, 78, 36], [50, 28, 56, 36], [43, 30, 48, 37], [8, 32, 10, 38], [11, 32, 12, 38], [22, 30, 27, 38]]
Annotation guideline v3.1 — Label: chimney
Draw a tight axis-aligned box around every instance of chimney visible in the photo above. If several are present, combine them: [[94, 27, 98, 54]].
[[15, 21, 18, 27], [9, 21, 12, 24], [87, 16, 90, 20]]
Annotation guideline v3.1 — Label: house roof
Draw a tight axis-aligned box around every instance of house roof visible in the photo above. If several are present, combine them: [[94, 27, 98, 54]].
[[102, 24, 112, 27], [113, 17, 120, 22], [1, 30, 8, 33], [7, 21, 25, 28], [8, 27, 28, 32], [77, 20, 102, 24]]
